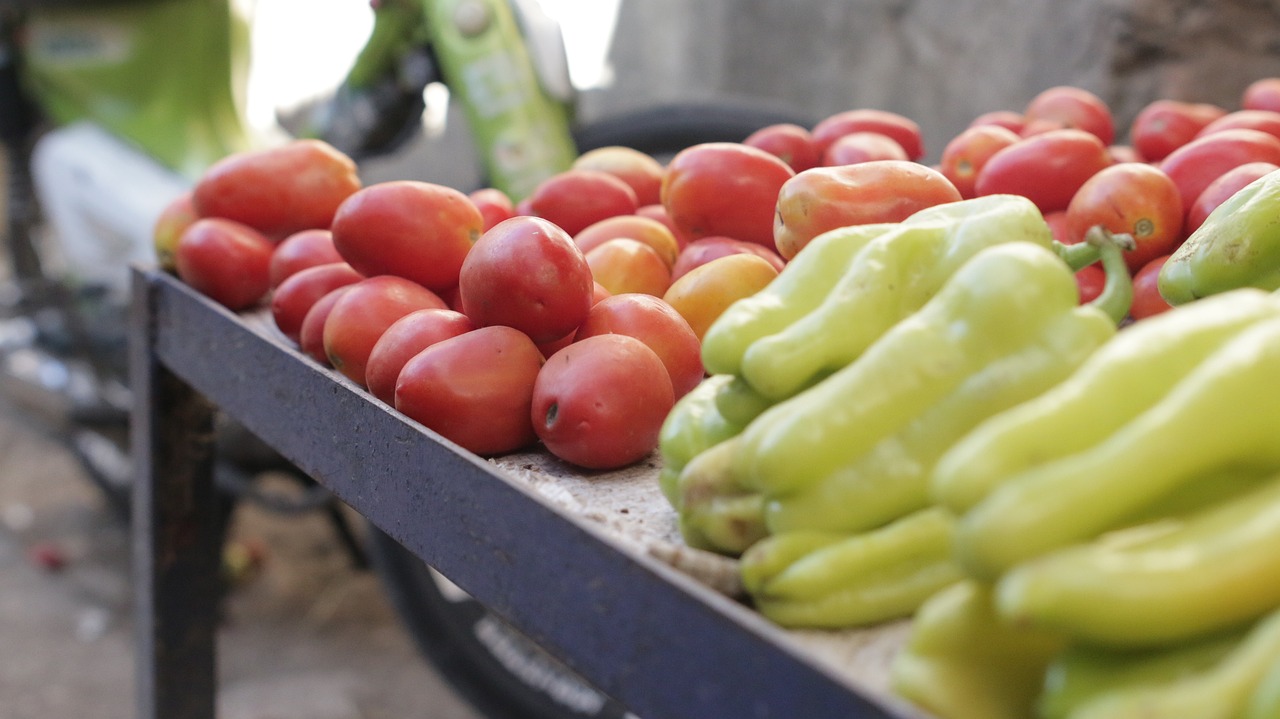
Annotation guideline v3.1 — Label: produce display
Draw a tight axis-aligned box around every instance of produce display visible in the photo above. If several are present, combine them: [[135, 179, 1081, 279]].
[[155, 77, 1280, 719]]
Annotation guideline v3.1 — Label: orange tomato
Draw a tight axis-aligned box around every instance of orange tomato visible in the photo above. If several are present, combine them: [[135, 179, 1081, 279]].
[[662, 253, 779, 340]]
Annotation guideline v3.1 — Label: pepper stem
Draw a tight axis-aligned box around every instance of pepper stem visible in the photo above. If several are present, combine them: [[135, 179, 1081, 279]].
[[1082, 225, 1135, 325]]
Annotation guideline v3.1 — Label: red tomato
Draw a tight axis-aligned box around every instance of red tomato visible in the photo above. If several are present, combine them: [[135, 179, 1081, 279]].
[[671, 236, 786, 283], [1185, 161, 1280, 234], [364, 308, 476, 405], [269, 261, 364, 343], [331, 180, 483, 292], [773, 160, 962, 260], [938, 124, 1022, 199], [573, 293, 704, 398], [1130, 255, 1174, 320], [1128, 99, 1228, 162], [973, 129, 1112, 214], [269, 229, 344, 288], [1043, 210, 1072, 244], [822, 131, 909, 166], [743, 123, 821, 173], [585, 238, 673, 297], [1195, 109, 1280, 143], [810, 108, 924, 160], [531, 334, 675, 469], [191, 139, 361, 240], [1243, 78, 1280, 113], [571, 146, 665, 207], [468, 187, 516, 232], [174, 218, 275, 311], [299, 287, 350, 365], [574, 215, 680, 268], [152, 191, 199, 272], [322, 275, 448, 386], [395, 326, 543, 456], [458, 216, 594, 343], [1075, 263, 1106, 305], [660, 142, 795, 250], [968, 110, 1026, 135], [1107, 145, 1143, 164], [1158, 128, 1280, 211], [525, 169, 639, 236], [1064, 163, 1185, 273], [1023, 85, 1115, 146]]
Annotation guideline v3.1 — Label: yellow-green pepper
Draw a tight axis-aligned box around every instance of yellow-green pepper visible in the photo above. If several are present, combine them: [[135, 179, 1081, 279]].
[[672, 438, 767, 555], [657, 374, 744, 507]]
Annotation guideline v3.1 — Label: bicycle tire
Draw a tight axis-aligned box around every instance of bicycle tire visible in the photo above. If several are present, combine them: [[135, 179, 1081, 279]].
[[365, 100, 812, 719]]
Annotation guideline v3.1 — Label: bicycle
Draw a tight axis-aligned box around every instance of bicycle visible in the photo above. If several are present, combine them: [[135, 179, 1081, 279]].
[[0, 1, 809, 717]]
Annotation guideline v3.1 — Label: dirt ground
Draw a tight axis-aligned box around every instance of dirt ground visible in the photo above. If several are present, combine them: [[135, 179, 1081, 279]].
[[0, 396, 485, 719]]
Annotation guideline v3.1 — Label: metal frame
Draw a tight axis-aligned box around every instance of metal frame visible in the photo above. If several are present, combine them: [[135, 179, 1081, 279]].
[[129, 265, 925, 719]]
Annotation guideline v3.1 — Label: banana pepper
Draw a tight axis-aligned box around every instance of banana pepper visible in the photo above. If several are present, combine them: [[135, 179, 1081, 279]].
[[1158, 168, 1280, 305], [656, 374, 744, 507], [955, 313, 1280, 581], [672, 437, 768, 555]]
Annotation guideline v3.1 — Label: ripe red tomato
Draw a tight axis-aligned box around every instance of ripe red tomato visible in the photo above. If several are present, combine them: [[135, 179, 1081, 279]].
[[1128, 99, 1228, 162], [1195, 109, 1280, 143], [1023, 85, 1115, 146], [573, 293, 704, 399], [1243, 78, 1280, 113], [810, 108, 924, 160], [743, 123, 821, 173], [634, 202, 692, 249], [973, 128, 1112, 214], [1075, 263, 1106, 305], [269, 229, 344, 288], [571, 146, 665, 207], [364, 308, 476, 404], [822, 131, 909, 166], [331, 180, 483, 292], [152, 191, 198, 272], [395, 326, 544, 456], [322, 275, 448, 386], [269, 262, 364, 343], [468, 187, 516, 232], [299, 287, 350, 365], [584, 238, 673, 297], [1130, 255, 1174, 320], [773, 160, 962, 260], [660, 142, 796, 250], [938, 124, 1022, 199], [174, 218, 275, 311], [1158, 128, 1280, 211], [192, 139, 361, 240], [671, 236, 786, 282], [968, 110, 1026, 135], [1185, 161, 1280, 235], [531, 334, 675, 469], [525, 169, 639, 236], [1064, 163, 1185, 273], [458, 216, 594, 343], [574, 214, 680, 268]]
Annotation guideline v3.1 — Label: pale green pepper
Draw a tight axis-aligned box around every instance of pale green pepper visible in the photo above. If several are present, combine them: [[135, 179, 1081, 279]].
[[657, 375, 744, 507]]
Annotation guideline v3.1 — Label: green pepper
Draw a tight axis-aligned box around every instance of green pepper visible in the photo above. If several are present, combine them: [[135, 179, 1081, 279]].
[[731, 239, 1121, 512], [890, 580, 1067, 719], [699, 222, 896, 377], [1243, 655, 1280, 719], [955, 314, 1280, 582], [1158, 168, 1280, 305], [735, 194, 1082, 401], [673, 438, 767, 555], [657, 375, 744, 507], [931, 287, 1280, 515], [739, 507, 961, 629]]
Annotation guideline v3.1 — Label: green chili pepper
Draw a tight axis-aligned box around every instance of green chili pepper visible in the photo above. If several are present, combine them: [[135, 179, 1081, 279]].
[[657, 375, 744, 507], [931, 287, 1280, 515], [955, 314, 1280, 582], [891, 580, 1067, 719], [1243, 655, 1280, 719], [710, 375, 774, 428], [673, 438, 767, 555], [1159, 168, 1280, 305], [739, 507, 961, 629]]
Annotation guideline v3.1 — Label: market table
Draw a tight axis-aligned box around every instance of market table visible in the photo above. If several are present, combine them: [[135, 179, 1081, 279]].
[[128, 265, 933, 719]]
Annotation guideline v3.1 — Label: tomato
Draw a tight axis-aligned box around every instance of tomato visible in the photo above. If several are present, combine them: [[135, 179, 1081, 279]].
[[1107, 145, 1143, 164], [1064, 163, 1185, 273], [573, 293, 704, 399], [671, 236, 786, 283], [968, 110, 1026, 135], [1158, 128, 1280, 210], [458, 216, 594, 343], [298, 287, 350, 365], [395, 326, 544, 456], [1195, 109, 1280, 143], [773, 160, 962, 260], [525, 169, 639, 236], [269, 261, 364, 343], [822, 131, 909, 166], [1129, 99, 1228, 162], [1243, 78, 1280, 113], [1023, 85, 1115, 146], [973, 128, 1112, 214], [191, 139, 361, 240], [938, 124, 1022, 199], [1043, 210, 1072, 244], [810, 108, 924, 161], [174, 218, 275, 311], [331, 180, 483, 292], [1185, 161, 1280, 235], [364, 308, 476, 404], [1130, 255, 1174, 320], [743, 123, 821, 173], [468, 187, 516, 232], [585, 238, 672, 297], [1075, 263, 1106, 305], [571, 146, 665, 206], [269, 229, 344, 288], [321, 275, 447, 386], [531, 334, 674, 470], [573, 214, 680, 268], [152, 191, 198, 272], [662, 253, 780, 340], [660, 142, 795, 250]]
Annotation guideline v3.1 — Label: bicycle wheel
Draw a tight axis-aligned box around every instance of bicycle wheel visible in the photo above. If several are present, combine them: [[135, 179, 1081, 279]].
[[365, 100, 812, 719]]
